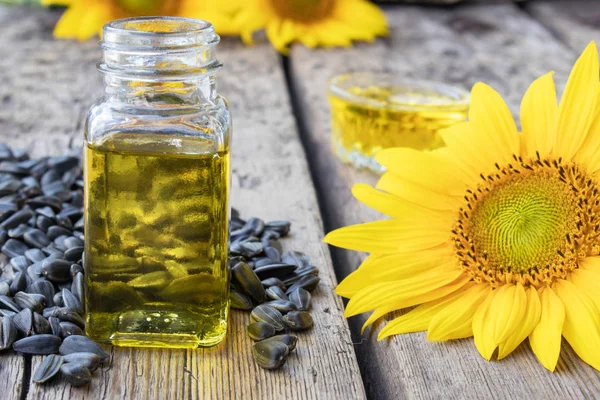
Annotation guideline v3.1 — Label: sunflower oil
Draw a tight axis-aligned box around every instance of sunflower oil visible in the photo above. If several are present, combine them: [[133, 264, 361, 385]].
[[329, 75, 469, 173], [84, 133, 230, 348]]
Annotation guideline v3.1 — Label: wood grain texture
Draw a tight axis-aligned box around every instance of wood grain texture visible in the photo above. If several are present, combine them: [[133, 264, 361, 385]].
[[289, 4, 600, 399], [526, 0, 600, 51], [0, 6, 365, 399]]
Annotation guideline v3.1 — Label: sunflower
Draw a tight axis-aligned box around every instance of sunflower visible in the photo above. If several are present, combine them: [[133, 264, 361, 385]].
[[325, 42, 600, 372], [42, 0, 238, 41], [228, 0, 388, 53]]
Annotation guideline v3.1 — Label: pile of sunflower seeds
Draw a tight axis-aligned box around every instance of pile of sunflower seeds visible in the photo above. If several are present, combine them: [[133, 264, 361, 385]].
[[0, 143, 320, 387], [229, 211, 320, 369], [0, 144, 108, 386]]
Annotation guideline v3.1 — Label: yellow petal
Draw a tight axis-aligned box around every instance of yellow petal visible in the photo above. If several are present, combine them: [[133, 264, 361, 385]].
[[53, 6, 84, 39], [438, 122, 497, 181], [472, 290, 497, 360], [344, 266, 467, 317], [528, 286, 564, 372], [554, 279, 600, 371], [489, 284, 527, 344], [76, 5, 111, 41], [377, 283, 477, 340], [577, 106, 600, 171], [376, 172, 460, 211], [497, 286, 541, 360], [335, 246, 454, 298], [468, 83, 520, 167], [352, 183, 453, 223], [324, 219, 449, 254], [555, 42, 599, 160], [520, 72, 558, 158], [580, 256, 600, 274], [375, 148, 468, 196], [427, 283, 491, 341], [569, 268, 600, 311]]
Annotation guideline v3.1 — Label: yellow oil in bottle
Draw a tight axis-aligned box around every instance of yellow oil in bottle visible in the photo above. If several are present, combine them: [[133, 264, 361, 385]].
[[84, 133, 230, 348], [329, 85, 469, 172]]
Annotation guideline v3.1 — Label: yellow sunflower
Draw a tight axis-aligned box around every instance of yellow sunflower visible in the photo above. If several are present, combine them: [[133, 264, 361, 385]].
[[325, 42, 600, 372], [228, 0, 388, 53], [42, 0, 238, 41]]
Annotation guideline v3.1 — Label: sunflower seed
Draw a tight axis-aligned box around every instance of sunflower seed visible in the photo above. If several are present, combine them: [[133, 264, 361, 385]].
[[13, 334, 61, 355], [0, 209, 34, 230], [49, 317, 61, 336], [60, 363, 91, 387], [60, 321, 83, 337], [252, 340, 289, 370], [229, 290, 253, 311], [24, 229, 50, 248], [42, 259, 72, 282], [27, 196, 62, 212], [247, 321, 276, 341], [2, 238, 29, 258], [14, 292, 45, 312], [60, 335, 108, 363], [8, 224, 31, 239], [285, 275, 320, 294], [231, 262, 265, 304], [52, 308, 85, 329], [0, 295, 22, 312], [13, 308, 33, 336], [261, 334, 298, 351], [266, 286, 288, 301], [0, 282, 9, 297], [70, 263, 83, 277], [28, 280, 55, 307], [48, 156, 79, 174], [25, 248, 46, 262], [250, 305, 284, 331], [266, 300, 297, 314], [63, 352, 101, 372], [261, 278, 286, 290], [33, 354, 64, 383], [282, 251, 311, 269], [10, 255, 30, 271], [282, 311, 313, 331], [33, 312, 51, 334], [0, 316, 17, 350], [253, 264, 296, 280], [9, 271, 27, 295], [264, 246, 281, 261], [36, 216, 54, 232], [288, 288, 311, 311], [64, 236, 83, 249], [265, 221, 291, 237], [53, 292, 64, 307], [62, 289, 82, 313], [64, 246, 84, 262], [71, 272, 84, 303]]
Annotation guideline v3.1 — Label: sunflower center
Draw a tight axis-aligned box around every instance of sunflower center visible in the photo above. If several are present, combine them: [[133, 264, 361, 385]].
[[452, 154, 600, 288], [268, 0, 335, 22]]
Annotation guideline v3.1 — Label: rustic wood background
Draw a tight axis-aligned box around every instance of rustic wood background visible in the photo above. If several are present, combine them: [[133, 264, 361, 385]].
[[1, 1, 600, 399]]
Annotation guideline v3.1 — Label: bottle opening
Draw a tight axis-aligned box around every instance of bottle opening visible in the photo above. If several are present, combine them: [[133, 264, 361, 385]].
[[99, 17, 221, 81]]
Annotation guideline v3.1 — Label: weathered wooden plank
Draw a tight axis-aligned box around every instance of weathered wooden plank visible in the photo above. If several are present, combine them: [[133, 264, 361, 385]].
[[290, 4, 600, 399], [526, 0, 600, 51], [0, 6, 365, 399]]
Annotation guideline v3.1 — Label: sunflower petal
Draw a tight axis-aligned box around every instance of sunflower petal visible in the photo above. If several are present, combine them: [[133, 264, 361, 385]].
[[554, 279, 600, 371], [468, 83, 520, 166], [569, 268, 600, 311], [352, 183, 453, 223], [377, 283, 477, 340], [528, 286, 564, 372], [490, 284, 527, 343], [580, 256, 600, 274], [344, 266, 468, 317], [324, 219, 449, 253], [520, 72, 558, 158], [376, 172, 460, 211], [497, 286, 541, 360], [472, 290, 497, 360], [555, 42, 599, 160], [427, 284, 491, 341], [375, 148, 468, 196], [335, 247, 454, 298]]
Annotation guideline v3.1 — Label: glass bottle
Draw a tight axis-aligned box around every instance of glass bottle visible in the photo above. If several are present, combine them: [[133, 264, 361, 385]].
[[84, 17, 231, 349]]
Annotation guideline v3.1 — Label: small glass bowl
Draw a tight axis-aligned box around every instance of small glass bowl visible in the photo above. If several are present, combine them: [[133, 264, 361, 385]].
[[328, 72, 470, 173]]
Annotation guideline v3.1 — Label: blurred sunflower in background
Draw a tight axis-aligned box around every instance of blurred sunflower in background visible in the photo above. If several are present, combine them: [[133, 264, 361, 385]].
[[229, 0, 389, 53], [41, 0, 388, 52], [325, 42, 600, 372], [41, 0, 238, 41]]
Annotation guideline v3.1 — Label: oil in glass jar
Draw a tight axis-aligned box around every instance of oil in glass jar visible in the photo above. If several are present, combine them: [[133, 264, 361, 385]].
[[329, 73, 470, 173], [84, 17, 232, 349]]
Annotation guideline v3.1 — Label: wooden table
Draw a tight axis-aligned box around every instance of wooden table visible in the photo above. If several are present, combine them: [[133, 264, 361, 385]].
[[0, 1, 599, 399]]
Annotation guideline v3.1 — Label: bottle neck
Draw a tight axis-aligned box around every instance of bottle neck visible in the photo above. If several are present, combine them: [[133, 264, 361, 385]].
[[98, 17, 221, 106]]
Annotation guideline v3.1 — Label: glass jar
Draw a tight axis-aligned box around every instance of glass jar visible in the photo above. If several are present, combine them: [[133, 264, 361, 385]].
[[84, 17, 231, 349], [329, 73, 469, 173]]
